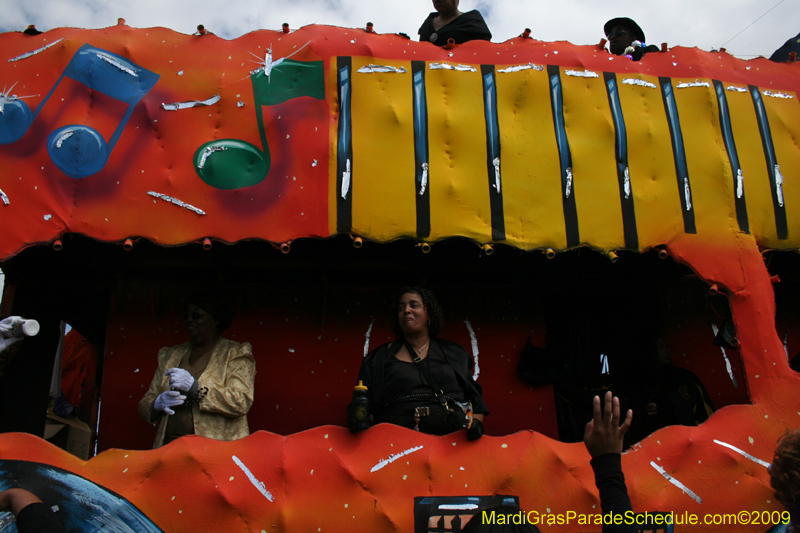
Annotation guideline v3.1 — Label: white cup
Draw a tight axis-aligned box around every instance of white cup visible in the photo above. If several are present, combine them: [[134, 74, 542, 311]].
[[11, 319, 40, 337]]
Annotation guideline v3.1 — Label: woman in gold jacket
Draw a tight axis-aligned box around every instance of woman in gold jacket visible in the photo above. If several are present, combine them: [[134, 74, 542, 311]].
[[138, 293, 255, 448]]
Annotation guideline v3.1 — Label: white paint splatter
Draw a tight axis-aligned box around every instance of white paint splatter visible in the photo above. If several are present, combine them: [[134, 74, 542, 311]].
[[419, 163, 428, 195], [197, 145, 227, 169], [8, 39, 63, 62], [497, 63, 543, 73], [623, 167, 631, 199], [370, 446, 424, 472], [736, 169, 744, 199], [565, 167, 573, 198], [55, 130, 74, 148], [763, 90, 794, 99], [429, 62, 477, 72], [622, 78, 656, 89], [650, 461, 702, 503], [439, 504, 478, 510], [676, 80, 710, 89], [161, 93, 220, 111], [713, 440, 770, 468], [232, 455, 274, 502], [147, 191, 206, 216], [363, 319, 375, 357], [711, 324, 737, 387], [341, 159, 351, 199], [97, 53, 138, 77], [463, 319, 480, 380], [357, 64, 407, 74], [683, 177, 692, 210], [565, 69, 598, 78], [775, 164, 784, 207]]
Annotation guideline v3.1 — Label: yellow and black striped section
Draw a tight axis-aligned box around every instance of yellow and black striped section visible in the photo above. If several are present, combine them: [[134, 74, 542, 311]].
[[349, 57, 417, 240], [495, 65, 565, 250], [760, 86, 800, 247], [332, 58, 800, 251]]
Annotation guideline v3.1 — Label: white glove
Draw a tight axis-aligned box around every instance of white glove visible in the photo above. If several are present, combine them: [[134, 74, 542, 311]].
[[153, 390, 185, 415], [0, 317, 22, 336], [0, 335, 21, 354], [164, 368, 195, 391]]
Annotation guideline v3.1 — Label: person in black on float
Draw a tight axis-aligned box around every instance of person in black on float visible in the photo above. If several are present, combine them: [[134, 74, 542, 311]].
[[624, 336, 714, 446], [349, 286, 488, 439], [604, 17, 659, 61], [419, 0, 491, 46]]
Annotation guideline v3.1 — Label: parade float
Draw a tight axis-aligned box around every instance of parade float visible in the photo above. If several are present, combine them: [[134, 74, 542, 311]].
[[0, 20, 797, 532]]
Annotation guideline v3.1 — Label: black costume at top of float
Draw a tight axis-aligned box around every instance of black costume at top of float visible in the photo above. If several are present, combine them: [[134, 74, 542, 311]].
[[356, 338, 488, 434], [604, 16, 659, 61], [418, 10, 491, 46]]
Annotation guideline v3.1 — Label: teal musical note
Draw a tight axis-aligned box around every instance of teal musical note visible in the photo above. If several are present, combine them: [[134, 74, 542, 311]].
[[193, 56, 324, 190], [0, 44, 159, 179]]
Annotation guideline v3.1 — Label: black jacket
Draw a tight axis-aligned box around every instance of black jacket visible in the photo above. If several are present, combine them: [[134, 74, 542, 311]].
[[418, 10, 491, 46], [354, 338, 489, 426]]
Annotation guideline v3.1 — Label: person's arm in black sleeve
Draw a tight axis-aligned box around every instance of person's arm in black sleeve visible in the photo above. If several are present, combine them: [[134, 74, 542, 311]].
[[0, 488, 66, 533], [631, 43, 660, 60], [591, 454, 634, 533], [450, 342, 487, 440], [584, 392, 637, 533]]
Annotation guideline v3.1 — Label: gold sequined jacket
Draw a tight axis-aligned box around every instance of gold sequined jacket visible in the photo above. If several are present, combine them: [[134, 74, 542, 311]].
[[138, 338, 255, 448]]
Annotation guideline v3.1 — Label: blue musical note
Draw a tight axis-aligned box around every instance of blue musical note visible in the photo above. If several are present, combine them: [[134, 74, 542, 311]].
[[0, 44, 159, 179]]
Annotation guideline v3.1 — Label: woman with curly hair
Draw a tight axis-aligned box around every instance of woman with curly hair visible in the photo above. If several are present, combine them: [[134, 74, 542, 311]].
[[770, 429, 800, 529], [349, 286, 488, 439]]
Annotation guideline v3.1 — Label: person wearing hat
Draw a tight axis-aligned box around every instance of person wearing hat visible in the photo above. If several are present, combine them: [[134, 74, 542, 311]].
[[604, 17, 659, 61]]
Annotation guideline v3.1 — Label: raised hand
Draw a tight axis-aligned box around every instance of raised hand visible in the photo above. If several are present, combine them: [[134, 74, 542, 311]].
[[583, 391, 633, 457]]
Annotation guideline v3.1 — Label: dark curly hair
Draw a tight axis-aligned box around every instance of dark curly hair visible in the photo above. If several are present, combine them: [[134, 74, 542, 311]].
[[769, 429, 800, 528], [391, 286, 444, 339], [185, 291, 235, 334]]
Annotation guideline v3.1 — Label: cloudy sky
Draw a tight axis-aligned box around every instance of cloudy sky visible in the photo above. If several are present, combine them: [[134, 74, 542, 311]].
[[0, 0, 797, 59]]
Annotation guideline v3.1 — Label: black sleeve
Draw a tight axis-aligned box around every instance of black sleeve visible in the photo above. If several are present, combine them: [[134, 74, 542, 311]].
[[441, 340, 489, 415], [418, 13, 436, 42], [16, 502, 66, 533], [632, 44, 660, 60], [458, 11, 492, 42], [466, 373, 489, 415], [590, 453, 636, 533]]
